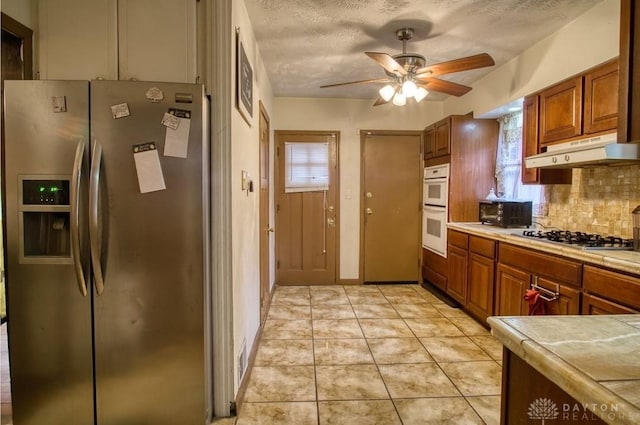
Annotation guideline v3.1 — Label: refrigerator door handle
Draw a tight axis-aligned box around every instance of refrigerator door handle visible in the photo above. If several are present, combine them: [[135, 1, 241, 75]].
[[71, 140, 88, 296], [90, 139, 106, 295]]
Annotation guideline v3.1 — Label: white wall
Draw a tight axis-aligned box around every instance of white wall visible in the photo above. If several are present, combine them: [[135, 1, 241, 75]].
[[1, 0, 35, 27], [231, 0, 274, 392], [445, 0, 620, 118], [274, 98, 442, 279]]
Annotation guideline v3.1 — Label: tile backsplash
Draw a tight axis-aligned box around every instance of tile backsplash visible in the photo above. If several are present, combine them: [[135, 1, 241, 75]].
[[535, 165, 640, 238]]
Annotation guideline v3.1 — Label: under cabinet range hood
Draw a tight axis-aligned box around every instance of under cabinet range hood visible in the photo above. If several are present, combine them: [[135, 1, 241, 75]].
[[524, 133, 640, 169]]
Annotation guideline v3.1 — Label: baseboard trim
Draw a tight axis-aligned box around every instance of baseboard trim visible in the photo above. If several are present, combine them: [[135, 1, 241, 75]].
[[338, 278, 361, 285]]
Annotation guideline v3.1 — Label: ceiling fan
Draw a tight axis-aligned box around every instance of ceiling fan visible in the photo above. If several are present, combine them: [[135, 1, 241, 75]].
[[320, 27, 495, 106]]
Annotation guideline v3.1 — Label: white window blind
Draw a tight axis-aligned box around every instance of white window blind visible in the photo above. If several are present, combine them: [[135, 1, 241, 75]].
[[284, 141, 329, 193]]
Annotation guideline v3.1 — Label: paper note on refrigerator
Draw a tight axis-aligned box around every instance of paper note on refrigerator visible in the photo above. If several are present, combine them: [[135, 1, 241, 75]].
[[163, 108, 191, 159], [133, 143, 166, 193]]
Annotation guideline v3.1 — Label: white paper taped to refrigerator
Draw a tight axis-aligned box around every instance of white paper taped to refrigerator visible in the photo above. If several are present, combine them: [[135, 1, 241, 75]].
[[163, 108, 191, 158], [133, 142, 166, 193]]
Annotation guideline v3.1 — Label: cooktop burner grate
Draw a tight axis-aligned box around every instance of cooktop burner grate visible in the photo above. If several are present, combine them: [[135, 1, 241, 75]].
[[517, 230, 634, 250]]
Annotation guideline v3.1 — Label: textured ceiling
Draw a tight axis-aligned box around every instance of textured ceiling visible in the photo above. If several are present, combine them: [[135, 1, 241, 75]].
[[244, 0, 603, 101]]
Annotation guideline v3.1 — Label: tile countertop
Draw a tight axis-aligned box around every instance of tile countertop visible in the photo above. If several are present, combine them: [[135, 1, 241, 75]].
[[488, 315, 640, 425], [447, 222, 640, 275]]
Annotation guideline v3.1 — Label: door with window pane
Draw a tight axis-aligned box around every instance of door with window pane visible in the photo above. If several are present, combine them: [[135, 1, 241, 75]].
[[275, 131, 338, 285]]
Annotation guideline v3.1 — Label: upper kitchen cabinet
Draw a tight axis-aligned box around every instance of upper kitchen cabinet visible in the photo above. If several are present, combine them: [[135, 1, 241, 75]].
[[38, 0, 197, 83], [423, 116, 451, 160], [539, 76, 583, 145], [522, 94, 572, 185], [538, 59, 619, 147], [583, 60, 619, 134]]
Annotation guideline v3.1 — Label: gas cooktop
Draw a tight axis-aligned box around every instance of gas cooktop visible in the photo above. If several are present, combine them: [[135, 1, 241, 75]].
[[514, 229, 635, 251]]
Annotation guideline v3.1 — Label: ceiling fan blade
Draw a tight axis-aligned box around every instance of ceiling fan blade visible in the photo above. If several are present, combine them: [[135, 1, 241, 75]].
[[414, 53, 495, 78], [365, 52, 407, 76], [418, 78, 472, 97], [320, 77, 392, 88], [373, 96, 390, 106]]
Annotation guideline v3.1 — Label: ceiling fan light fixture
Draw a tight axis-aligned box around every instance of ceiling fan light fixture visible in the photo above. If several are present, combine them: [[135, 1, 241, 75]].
[[379, 84, 395, 102], [414, 87, 429, 103], [392, 92, 406, 106], [401, 80, 417, 98]]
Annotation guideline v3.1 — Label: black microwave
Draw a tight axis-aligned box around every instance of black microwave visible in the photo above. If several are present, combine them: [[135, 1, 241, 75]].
[[479, 200, 532, 228]]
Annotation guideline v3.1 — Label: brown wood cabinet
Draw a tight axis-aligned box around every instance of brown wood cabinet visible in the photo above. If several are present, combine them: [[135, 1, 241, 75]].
[[521, 59, 618, 186], [424, 116, 452, 160], [446, 231, 496, 322], [496, 244, 581, 316], [582, 265, 640, 313], [539, 76, 583, 145], [584, 59, 620, 134], [466, 236, 496, 322], [446, 230, 469, 304], [423, 126, 435, 159], [422, 248, 448, 292], [521, 94, 572, 185], [618, 0, 640, 142], [501, 349, 607, 425]]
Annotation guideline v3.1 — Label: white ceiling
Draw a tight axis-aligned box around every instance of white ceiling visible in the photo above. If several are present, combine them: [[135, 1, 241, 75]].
[[244, 0, 603, 102]]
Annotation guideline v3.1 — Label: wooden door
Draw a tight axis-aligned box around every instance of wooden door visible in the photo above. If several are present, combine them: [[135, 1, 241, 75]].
[[496, 263, 529, 316], [275, 131, 338, 285], [258, 103, 271, 324], [361, 131, 422, 283]]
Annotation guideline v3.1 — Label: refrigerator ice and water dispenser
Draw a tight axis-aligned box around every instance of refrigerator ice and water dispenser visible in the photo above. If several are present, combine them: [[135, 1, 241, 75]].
[[20, 177, 72, 260]]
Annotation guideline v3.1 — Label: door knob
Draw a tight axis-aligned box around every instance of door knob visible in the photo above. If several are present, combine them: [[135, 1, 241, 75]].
[[327, 205, 335, 212], [327, 217, 336, 227], [366, 192, 373, 198], [366, 208, 373, 215]]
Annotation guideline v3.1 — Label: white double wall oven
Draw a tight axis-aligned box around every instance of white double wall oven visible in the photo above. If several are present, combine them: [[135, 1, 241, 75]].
[[422, 163, 449, 257]]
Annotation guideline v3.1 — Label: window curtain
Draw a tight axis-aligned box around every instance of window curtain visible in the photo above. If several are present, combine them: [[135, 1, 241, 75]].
[[495, 111, 545, 211]]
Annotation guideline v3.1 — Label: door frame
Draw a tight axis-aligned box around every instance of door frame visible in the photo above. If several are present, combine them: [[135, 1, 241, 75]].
[[258, 101, 271, 324], [274, 130, 340, 285], [359, 129, 423, 283]]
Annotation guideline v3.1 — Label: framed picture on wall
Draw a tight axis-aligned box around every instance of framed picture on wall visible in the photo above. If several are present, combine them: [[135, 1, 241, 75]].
[[236, 27, 253, 126]]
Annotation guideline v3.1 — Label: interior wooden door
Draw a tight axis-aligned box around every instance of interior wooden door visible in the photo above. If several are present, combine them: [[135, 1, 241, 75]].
[[275, 131, 338, 285], [259, 103, 271, 324], [361, 131, 422, 283]]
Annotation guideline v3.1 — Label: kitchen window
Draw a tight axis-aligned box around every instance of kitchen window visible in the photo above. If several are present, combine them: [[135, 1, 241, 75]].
[[495, 111, 545, 214], [284, 141, 329, 193]]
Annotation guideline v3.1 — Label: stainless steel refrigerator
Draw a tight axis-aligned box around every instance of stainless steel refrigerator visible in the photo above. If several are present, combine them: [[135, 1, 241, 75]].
[[3, 80, 211, 425]]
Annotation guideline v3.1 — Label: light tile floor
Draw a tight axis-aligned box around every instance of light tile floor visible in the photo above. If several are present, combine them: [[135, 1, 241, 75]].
[[235, 284, 502, 425]]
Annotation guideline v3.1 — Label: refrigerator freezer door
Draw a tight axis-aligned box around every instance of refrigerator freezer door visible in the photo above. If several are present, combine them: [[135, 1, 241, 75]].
[[89, 80, 207, 424], [3, 80, 94, 425]]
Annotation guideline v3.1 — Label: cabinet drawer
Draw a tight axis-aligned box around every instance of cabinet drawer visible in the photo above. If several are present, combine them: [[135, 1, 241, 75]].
[[582, 293, 640, 315], [498, 244, 581, 286], [448, 230, 468, 249], [469, 235, 495, 258], [583, 265, 640, 310]]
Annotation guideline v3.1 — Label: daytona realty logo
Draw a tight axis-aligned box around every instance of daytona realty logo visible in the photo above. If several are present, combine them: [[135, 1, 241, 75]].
[[527, 398, 630, 423]]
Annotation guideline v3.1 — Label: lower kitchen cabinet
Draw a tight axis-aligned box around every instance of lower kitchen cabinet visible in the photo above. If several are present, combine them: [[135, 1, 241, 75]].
[[422, 248, 448, 292], [582, 265, 640, 313], [495, 263, 529, 316], [496, 244, 581, 316], [582, 293, 639, 314], [446, 230, 468, 304], [467, 251, 495, 321]]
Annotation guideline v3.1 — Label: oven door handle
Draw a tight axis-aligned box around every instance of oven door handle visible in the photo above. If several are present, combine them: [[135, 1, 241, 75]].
[[424, 177, 448, 184], [423, 205, 447, 213]]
